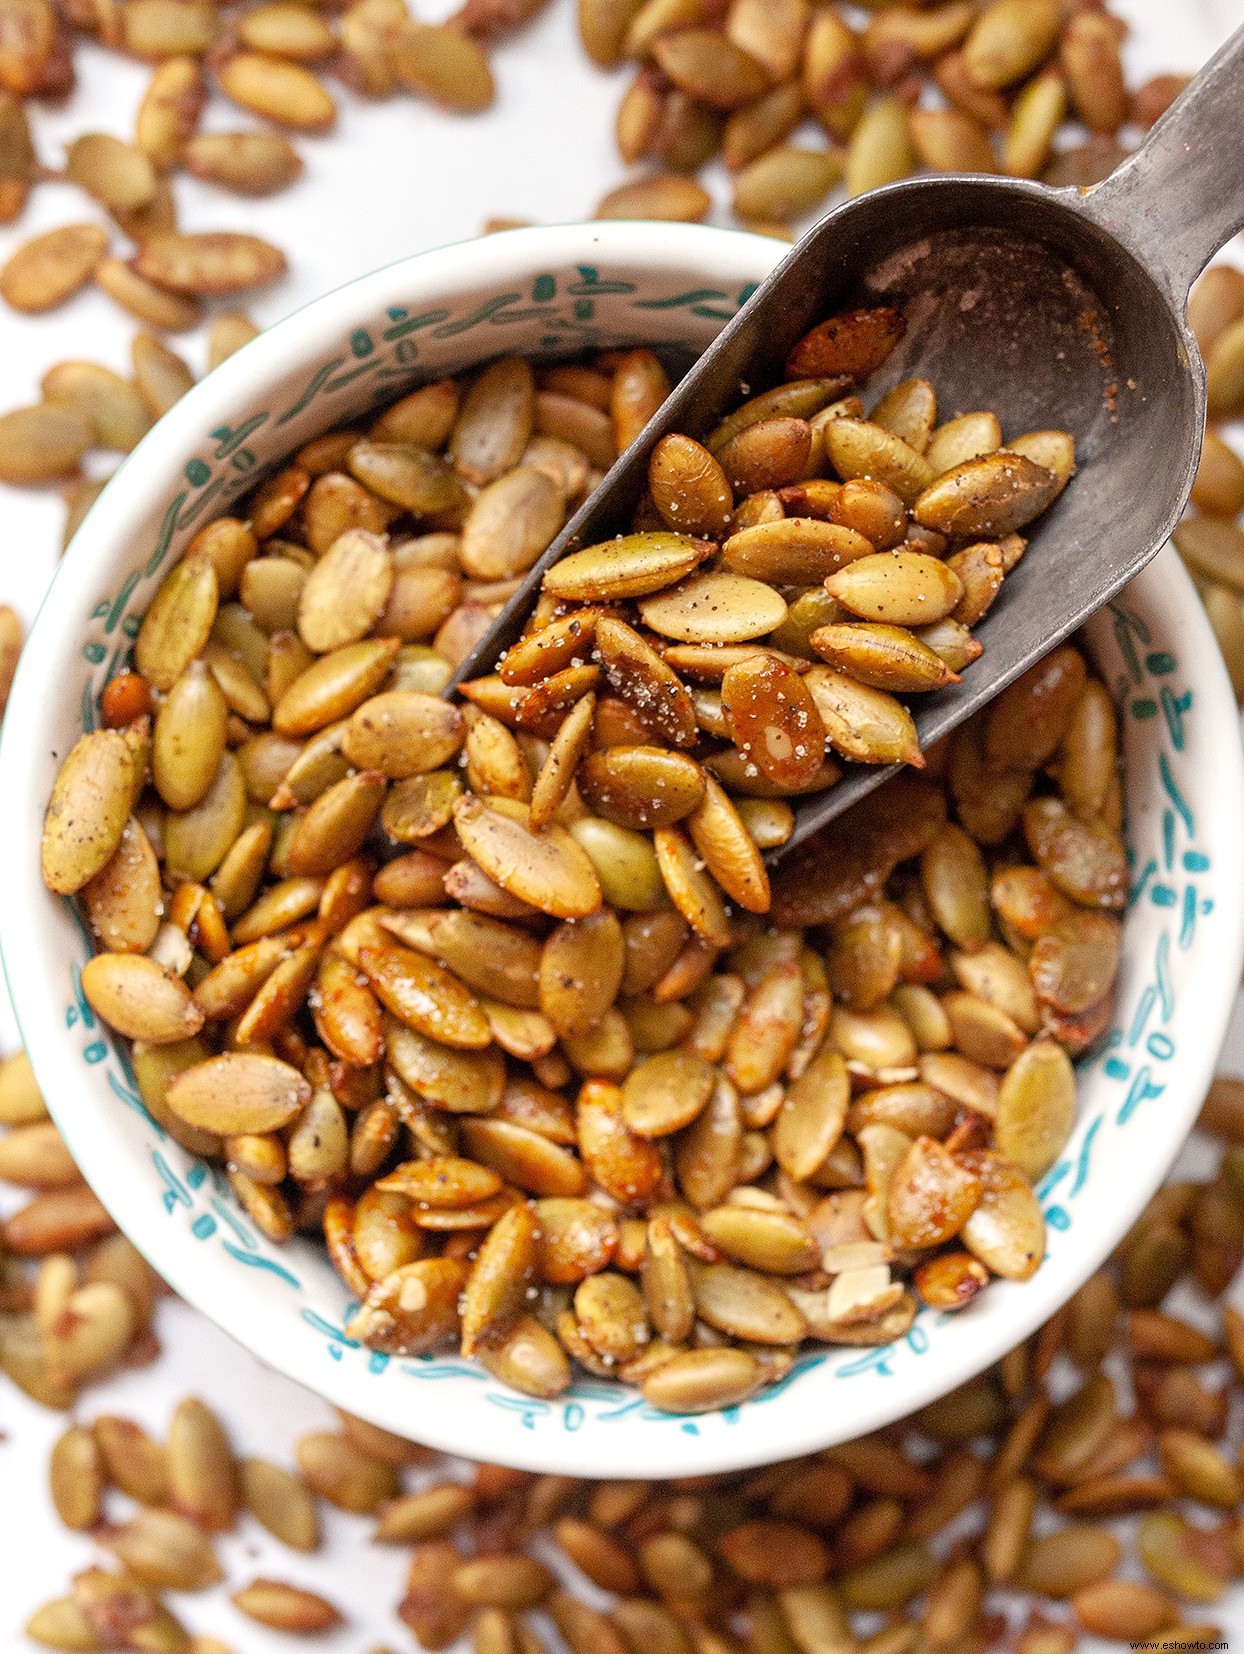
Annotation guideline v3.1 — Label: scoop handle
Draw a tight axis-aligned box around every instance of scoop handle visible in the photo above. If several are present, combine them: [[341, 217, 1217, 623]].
[[1078, 20, 1244, 303]]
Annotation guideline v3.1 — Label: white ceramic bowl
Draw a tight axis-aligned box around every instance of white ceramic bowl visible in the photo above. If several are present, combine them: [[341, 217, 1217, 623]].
[[4, 222, 1243, 1478]]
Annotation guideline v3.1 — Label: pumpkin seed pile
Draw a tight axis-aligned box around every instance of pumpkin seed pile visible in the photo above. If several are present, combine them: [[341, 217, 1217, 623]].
[[581, 0, 1188, 231], [7, 1052, 1244, 1647], [37, 311, 1119, 1410]]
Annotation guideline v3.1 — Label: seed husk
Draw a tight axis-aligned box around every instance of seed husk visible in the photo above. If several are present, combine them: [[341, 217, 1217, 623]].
[[231, 1578, 343, 1632]]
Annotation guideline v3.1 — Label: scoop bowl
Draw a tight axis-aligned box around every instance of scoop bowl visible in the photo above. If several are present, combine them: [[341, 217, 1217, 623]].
[[454, 24, 1244, 855]]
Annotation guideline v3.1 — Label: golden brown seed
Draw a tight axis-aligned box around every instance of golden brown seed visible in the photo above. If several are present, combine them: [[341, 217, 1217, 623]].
[[66, 132, 157, 213], [41, 361, 151, 452], [0, 92, 34, 221], [995, 1038, 1076, 1180], [733, 146, 842, 223], [596, 172, 712, 222], [826, 551, 963, 627], [1002, 67, 1067, 179], [1157, 1428, 1243, 1509], [49, 1425, 104, 1531], [131, 331, 195, 415], [960, 1149, 1045, 1279], [649, 432, 733, 538], [804, 665, 923, 768], [719, 655, 826, 793], [375, 1483, 474, 1545], [477, 1312, 572, 1397], [723, 520, 868, 589], [914, 451, 1060, 537], [1016, 1523, 1123, 1598], [461, 466, 563, 580], [134, 230, 286, 294], [389, 19, 495, 111], [168, 1396, 237, 1530], [577, 1079, 663, 1204], [273, 637, 398, 737], [578, 745, 705, 831], [545, 531, 711, 601], [1, 223, 109, 313], [1072, 1580, 1178, 1641], [1061, 10, 1128, 134], [134, 556, 219, 696], [622, 1048, 714, 1137], [539, 910, 625, 1040], [962, 0, 1060, 89], [450, 356, 535, 484], [239, 1458, 320, 1552], [454, 795, 603, 920], [81, 953, 205, 1043], [888, 1134, 982, 1250], [0, 1120, 78, 1188], [838, 1543, 936, 1612], [845, 96, 916, 198], [0, 401, 93, 484], [295, 1429, 399, 1514], [165, 1052, 310, 1134], [460, 1200, 539, 1354], [909, 106, 994, 174], [648, 26, 768, 111], [153, 658, 228, 811], [136, 55, 206, 169], [1137, 1510, 1232, 1602], [1174, 514, 1244, 590], [1023, 795, 1128, 910], [692, 1261, 807, 1343], [811, 621, 957, 693], [641, 1346, 763, 1413], [104, 1505, 224, 1590]]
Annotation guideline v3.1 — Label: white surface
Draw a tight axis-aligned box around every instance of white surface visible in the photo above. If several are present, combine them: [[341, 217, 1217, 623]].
[[2, 0, 1244, 1642]]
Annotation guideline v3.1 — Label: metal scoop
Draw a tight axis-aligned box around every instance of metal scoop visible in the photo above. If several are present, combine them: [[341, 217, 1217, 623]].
[[451, 25, 1244, 860]]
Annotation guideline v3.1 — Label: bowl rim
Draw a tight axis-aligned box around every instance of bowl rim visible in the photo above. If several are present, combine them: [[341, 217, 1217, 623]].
[[4, 222, 1243, 1477]]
